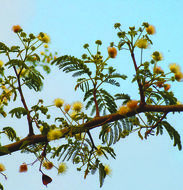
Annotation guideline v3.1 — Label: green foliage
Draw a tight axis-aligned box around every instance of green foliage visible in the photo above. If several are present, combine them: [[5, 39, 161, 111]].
[[3, 127, 17, 141], [23, 67, 44, 91], [99, 163, 106, 188], [0, 183, 4, 190], [9, 107, 28, 118], [162, 121, 182, 150], [52, 55, 92, 76]]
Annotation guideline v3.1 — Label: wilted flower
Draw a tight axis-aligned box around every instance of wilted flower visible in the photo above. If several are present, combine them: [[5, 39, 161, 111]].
[[47, 129, 63, 141], [58, 163, 67, 174], [146, 25, 156, 35], [64, 104, 71, 113], [43, 161, 53, 170], [126, 100, 139, 110], [164, 84, 171, 91], [42, 174, 52, 186], [153, 66, 164, 74], [118, 106, 129, 115], [19, 163, 28, 172], [107, 47, 117, 58], [135, 38, 149, 49], [54, 98, 64, 108], [156, 81, 164, 88], [0, 163, 6, 172], [12, 25, 22, 33], [72, 101, 83, 112]]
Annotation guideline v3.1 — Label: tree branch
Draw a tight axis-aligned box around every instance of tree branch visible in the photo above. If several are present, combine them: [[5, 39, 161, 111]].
[[1, 104, 183, 156]]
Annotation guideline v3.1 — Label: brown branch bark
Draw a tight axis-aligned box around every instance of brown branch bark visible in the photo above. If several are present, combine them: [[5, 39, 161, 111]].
[[1, 104, 183, 156]]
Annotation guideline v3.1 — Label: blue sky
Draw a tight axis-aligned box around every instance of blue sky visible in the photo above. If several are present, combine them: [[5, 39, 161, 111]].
[[0, 0, 183, 189]]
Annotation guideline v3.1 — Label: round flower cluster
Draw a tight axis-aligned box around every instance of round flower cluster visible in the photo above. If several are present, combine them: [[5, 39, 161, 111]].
[[38, 33, 50, 43], [47, 128, 63, 141], [58, 162, 67, 174], [118, 100, 139, 115], [169, 63, 183, 81], [146, 25, 156, 35], [135, 38, 149, 49]]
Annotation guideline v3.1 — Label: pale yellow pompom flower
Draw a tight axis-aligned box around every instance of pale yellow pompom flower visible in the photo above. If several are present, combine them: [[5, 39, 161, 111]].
[[146, 25, 156, 35], [0, 60, 4, 67], [38, 33, 50, 43], [72, 101, 83, 112], [58, 163, 67, 174], [64, 104, 71, 113], [0, 163, 6, 172], [44, 44, 49, 48], [54, 98, 64, 108], [40, 51, 45, 55], [47, 129, 63, 141], [169, 63, 180, 73], [151, 51, 163, 61], [135, 38, 149, 49], [126, 100, 139, 110], [118, 106, 129, 115], [104, 165, 112, 176]]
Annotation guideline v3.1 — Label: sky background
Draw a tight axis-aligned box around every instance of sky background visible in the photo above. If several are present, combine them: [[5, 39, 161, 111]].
[[0, 0, 183, 190]]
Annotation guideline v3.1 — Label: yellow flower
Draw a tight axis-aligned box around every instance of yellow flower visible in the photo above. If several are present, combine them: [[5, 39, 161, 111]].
[[126, 100, 139, 110], [70, 111, 77, 120], [12, 25, 21, 33], [135, 38, 149, 49], [0, 163, 6, 172], [38, 33, 50, 43], [104, 165, 112, 176], [58, 163, 67, 174], [40, 51, 45, 55], [44, 44, 49, 48], [17, 68, 27, 76], [175, 72, 183, 82], [72, 101, 83, 112], [151, 51, 163, 61], [39, 126, 44, 133], [43, 161, 53, 170], [96, 145, 103, 156], [118, 106, 129, 115], [54, 98, 64, 108], [169, 63, 180, 73], [47, 129, 63, 141], [146, 25, 156, 35], [176, 101, 182, 105], [64, 104, 71, 113], [0, 60, 4, 67]]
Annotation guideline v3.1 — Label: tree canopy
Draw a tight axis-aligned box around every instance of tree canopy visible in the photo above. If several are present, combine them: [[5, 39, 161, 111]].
[[0, 22, 183, 189]]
